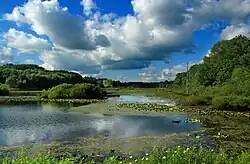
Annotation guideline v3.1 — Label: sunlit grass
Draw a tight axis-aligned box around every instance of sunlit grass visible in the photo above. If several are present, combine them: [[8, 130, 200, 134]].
[[0, 97, 103, 105], [1, 146, 250, 164]]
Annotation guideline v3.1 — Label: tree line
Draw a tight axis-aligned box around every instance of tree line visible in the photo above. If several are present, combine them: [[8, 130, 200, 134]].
[[172, 35, 250, 110], [173, 35, 250, 96], [0, 64, 83, 90]]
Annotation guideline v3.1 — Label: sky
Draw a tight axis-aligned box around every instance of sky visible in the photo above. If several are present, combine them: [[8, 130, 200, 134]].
[[0, 0, 250, 82]]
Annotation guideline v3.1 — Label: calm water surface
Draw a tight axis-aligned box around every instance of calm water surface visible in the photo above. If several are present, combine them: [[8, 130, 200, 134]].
[[0, 95, 198, 147]]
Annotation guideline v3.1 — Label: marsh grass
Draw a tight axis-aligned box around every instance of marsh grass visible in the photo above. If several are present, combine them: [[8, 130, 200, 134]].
[[1, 146, 250, 164], [9, 90, 43, 96], [200, 113, 250, 156], [106, 88, 186, 101], [0, 97, 103, 105]]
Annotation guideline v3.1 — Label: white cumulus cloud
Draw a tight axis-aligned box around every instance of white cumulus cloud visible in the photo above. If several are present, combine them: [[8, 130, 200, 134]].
[[0, 47, 13, 64], [139, 65, 161, 82], [139, 62, 198, 82], [221, 24, 250, 40], [4, 0, 108, 51], [3, 0, 250, 75], [3, 28, 51, 53], [160, 63, 197, 81], [81, 0, 97, 16]]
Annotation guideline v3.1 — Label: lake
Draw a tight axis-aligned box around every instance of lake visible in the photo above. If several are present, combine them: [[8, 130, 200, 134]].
[[0, 96, 199, 147]]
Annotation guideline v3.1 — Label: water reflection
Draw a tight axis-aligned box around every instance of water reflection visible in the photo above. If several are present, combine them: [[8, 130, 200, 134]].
[[0, 104, 199, 146], [109, 95, 176, 106]]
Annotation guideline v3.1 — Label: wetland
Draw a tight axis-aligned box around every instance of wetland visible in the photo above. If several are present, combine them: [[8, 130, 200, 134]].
[[1, 93, 250, 162], [0, 95, 204, 157]]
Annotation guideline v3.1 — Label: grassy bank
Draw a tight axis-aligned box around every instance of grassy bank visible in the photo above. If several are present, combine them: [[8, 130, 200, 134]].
[[0, 97, 103, 105], [9, 90, 43, 96], [106, 88, 211, 106], [106, 88, 187, 100], [1, 146, 250, 164], [115, 103, 250, 117], [107, 88, 250, 111], [69, 101, 185, 116]]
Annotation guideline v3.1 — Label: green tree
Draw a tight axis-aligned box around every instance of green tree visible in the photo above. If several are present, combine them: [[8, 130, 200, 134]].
[[44, 83, 104, 99], [0, 84, 9, 95], [0, 64, 83, 90], [103, 79, 113, 88]]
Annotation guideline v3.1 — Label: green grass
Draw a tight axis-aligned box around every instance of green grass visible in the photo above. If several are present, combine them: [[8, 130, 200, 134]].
[[1, 146, 250, 164], [0, 97, 103, 105], [9, 90, 43, 96], [106, 88, 187, 100], [106, 88, 212, 106], [70, 101, 188, 116], [107, 88, 250, 111]]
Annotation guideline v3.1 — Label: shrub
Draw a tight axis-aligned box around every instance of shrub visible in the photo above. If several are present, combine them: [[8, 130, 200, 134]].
[[44, 83, 104, 99], [181, 96, 212, 106], [211, 96, 228, 110], [212, 96, 250, 111], [0, 83, 10, 95]]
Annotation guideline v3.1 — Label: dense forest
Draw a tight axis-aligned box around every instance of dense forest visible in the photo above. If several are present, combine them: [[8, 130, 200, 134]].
[[170, 35, 250, 110], [0, 64, 83, 90], [0, 64, 163, 91], [174, 35, 250, 97], [83, 77, 164, 88]]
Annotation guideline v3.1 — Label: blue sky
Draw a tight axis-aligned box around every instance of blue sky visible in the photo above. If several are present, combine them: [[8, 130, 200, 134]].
[[0, 0, 249, 82]]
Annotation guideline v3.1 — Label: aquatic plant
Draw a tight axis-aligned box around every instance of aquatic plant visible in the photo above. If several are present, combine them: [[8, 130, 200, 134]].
[[115, 103, 185, 112], [185, 118, 201, 123], [9, 90, 43, 96]]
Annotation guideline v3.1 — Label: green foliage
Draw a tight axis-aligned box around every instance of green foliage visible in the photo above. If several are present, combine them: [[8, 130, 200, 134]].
[[0, 83, 9, 95], [103, 79, 113, 88], [0, 64, 83, 90], [170, 35, 250, 110], [211, 96, 228, 110], [174, 72, 187, 87], [9, 90, 43, 96], [44, 83, 104, 99], [181, 96, 212, 106], [175, 35, 250, 88], [0, 97, 100, 105], [212, 96, 250, 111], [1, 147, 250, 164]]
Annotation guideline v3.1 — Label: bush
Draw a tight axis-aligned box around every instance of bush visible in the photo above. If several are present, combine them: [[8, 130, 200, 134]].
[[43, 83, 104, 99], [211, 96, 228, 110], [212, 96, 250, 111], [181, 96, 212, 106], [0, 84, 10, 95]]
